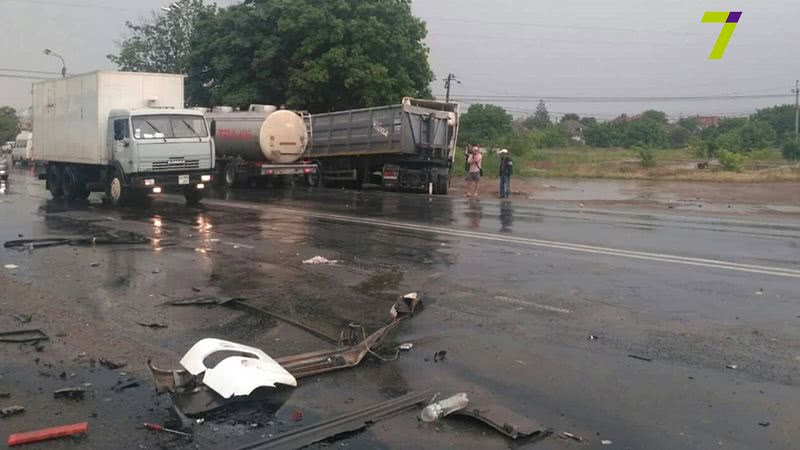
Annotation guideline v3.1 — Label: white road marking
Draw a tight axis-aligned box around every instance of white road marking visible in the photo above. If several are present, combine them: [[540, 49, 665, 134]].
[[195, 198, 800, 279], [493, 296, 572, 314]]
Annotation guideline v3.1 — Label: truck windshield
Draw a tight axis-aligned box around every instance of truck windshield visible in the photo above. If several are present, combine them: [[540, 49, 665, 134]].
[[132, 115, 208, 139]]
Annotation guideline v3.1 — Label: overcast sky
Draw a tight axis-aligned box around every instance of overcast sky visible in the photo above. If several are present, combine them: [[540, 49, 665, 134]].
[[1, 0, 797, 120]]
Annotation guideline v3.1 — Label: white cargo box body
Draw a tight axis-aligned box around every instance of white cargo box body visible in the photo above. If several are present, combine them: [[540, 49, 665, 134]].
[[33, 71, 185, 165]]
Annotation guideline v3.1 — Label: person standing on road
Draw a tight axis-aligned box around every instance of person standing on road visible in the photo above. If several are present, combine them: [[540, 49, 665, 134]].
[[465, 146, 482, 197], [498, 149, 513, 198]]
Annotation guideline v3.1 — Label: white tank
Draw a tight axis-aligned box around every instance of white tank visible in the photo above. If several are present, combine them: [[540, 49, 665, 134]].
[[207, 108, 308, 164]]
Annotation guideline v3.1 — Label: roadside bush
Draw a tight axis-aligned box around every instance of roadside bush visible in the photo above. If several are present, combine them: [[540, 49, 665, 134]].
[[718, 150, 745, 172], [781, 140, 800, 161], [637, 147, 656, 168]]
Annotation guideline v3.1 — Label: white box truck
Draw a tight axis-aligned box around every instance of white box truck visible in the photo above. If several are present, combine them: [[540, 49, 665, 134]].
[[33, 71, 215, 205]]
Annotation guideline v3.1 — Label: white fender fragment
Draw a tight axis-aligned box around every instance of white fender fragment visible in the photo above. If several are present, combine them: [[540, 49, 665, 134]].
[[203, 356, 297, 399], [179, 338, 297, 398]]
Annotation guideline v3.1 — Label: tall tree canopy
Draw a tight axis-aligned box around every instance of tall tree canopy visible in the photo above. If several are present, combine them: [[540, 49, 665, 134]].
[[459, 104, 513, 145], [107, 0, 213, 74], [0, 107, 18, 143], [523, 100, 551, 129], [186, 0, 433, 112]]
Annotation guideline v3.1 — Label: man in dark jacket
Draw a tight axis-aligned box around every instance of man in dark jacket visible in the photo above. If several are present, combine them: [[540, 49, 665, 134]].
[[498, 149, 513, 198]]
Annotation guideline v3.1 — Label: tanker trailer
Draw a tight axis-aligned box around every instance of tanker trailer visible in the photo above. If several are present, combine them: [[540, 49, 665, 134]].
[[206, 105, 318, 188]]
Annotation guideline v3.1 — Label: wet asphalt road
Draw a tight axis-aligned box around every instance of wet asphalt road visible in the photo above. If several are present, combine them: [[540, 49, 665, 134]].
[[1, 168, 800, 450]]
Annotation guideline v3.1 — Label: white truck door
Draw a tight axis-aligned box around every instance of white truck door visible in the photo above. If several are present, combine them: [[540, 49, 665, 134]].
[[112, 118, 134, 174]]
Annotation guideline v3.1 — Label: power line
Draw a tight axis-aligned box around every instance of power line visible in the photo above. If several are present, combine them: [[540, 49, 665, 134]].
[[439, 93, 791, 103], [0, 74, 53, 80], [0, 68, 64, 76]]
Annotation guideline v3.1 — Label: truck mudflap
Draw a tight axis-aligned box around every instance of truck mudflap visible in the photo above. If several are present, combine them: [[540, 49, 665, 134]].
[[129, 171, 213, 193]]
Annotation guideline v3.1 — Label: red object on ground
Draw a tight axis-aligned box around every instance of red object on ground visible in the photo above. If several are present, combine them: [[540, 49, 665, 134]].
[[291, 409, 304, 422], [7, 422, 88, 446]]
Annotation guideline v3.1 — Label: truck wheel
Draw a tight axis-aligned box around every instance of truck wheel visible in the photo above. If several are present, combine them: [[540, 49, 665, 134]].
[[184, 187, 204, 206], [224, 163, 238, 188], [433, 176, 448, 195], [305, 166, 322, 187], [62, 166, 89, 201], [105, 169, 126, 206], [47, 165, 64, 199]]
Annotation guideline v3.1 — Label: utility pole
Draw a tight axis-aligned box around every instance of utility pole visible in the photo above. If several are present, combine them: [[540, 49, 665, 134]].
[[444, 73, 459, 103], [793, 80, 799, 142]]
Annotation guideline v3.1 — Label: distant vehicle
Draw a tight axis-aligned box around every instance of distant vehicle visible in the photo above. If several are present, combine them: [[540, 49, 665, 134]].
[[0, 158, 8, 181], [206, 105, 317, 188], [11, 131, 33, 165], [306, 98, 459, 194], [33, 71, 215, 205], [1, 141, 13, 153]]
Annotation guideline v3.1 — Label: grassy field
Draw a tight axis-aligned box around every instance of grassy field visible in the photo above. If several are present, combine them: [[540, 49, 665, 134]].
[[454, 147, 800, 182]]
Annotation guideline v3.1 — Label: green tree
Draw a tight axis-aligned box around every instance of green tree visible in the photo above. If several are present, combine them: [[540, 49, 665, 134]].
[[523, 100, 551, 129], [781, 140, 800, 160], [579, 116, 597, 127], [560, 113, 580, 123], [736, 121, 776, 151], [668, 124, 691, 149], [187, 0, 432, 112], [0, 106, 18, 142], [584, 122, 620, 147], [459, 104, 513, 145], [752, 105, 795, 144], [107, 0, 213, 75], [639, 110, 668, 124]]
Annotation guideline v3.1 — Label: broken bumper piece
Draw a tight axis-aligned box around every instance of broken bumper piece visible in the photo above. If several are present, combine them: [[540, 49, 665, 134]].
[[149, 293, 422, 416]]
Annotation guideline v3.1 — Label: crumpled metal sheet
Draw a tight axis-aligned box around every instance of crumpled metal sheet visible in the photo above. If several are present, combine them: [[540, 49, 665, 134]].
[[451, 396, 546, 440]]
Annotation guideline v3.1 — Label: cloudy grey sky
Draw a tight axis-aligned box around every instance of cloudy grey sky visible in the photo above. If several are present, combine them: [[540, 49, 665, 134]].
[[1, 0, 797, 120]]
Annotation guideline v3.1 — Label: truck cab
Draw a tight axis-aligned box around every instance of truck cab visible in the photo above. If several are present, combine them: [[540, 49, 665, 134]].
[[12, 131, 33, 166], [105, 108, 214, 204]]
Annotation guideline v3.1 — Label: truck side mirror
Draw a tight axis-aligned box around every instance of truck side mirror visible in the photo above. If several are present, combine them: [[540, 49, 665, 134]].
[[209, 120, 216, 138]]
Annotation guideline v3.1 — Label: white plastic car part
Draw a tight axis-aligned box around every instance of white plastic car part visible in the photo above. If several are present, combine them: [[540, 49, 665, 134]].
[[179, 338, 297, 398], [202, 356, 297, 399]]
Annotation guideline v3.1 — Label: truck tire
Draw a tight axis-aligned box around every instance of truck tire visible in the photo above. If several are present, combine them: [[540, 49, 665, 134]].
[[105, 169, 127, 206], [184, 186, 204, 206], [62, 166, 89, 201], [305, 165, 322, 187], [433, 175, 448, 195], [47, 165, 64, 199], [224, 163, 238, 188]]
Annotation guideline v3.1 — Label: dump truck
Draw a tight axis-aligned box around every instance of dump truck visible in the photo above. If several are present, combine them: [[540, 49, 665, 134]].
[[205, 105, 317, 188], [33, 71, 215, 205], [306, 98, 459, 194]]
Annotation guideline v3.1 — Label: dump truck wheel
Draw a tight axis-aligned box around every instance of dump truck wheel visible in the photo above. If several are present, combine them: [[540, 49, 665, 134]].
[[184, 186, 203, 206], [47, 165, 64, 199], [62, 166, 89, 201], [105, 169, 127, 206], [224, 163, 238, 188]]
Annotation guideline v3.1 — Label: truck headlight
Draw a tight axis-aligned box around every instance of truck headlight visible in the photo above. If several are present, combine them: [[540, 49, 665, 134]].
[[144, 179, 155, 186], [196, 183, 205, 190], [201, 175, 211, 182]]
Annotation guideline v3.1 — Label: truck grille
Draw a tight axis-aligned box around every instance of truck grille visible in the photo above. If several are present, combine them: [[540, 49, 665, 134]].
[[150, 159, 200, 171]]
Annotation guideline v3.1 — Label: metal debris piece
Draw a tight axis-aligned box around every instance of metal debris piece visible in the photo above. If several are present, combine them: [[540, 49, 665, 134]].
[[758, 421, 770, 427], [4, 235, 150, 249], [628, 354, 652, 362], [7, 422, 88, 446], [166, 296, 241, 307], [226, 299, 340, 345], [53, 387, 87, 400], [726, 364, 739, 370], [236, 391, 432, 450], [4, 264, 19, 270], [0, 329, 49, 343], [0, 406, 25, 418], [0, 392, 10, 398], [434, 350, 448, 362], [601, 439, 613, 445], [399, 343, 413, 351], [99, 358, 127, 370], [136, 321, 168, 329], [561, 431, 583, 442], [451, 397, 546, 440], [12, 314, 32, 324], [113, 380, 140, 392]]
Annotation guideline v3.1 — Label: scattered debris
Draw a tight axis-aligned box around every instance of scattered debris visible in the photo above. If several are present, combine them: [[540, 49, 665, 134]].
[[0, 392, 10, 398], [399, 343, 414, 351], [451, 396, 547, 440], [302, 255, 339, 265], [755, 289, 764, 295], [12, 314, 32, 324], [152, 268, 161, 274], [136, 321, 168, 329], [420, 393, 469, 422], [4, 264, 19, 270], [588, 335, 599, 341], [291, 409, 304, 422], [758, 421, 770, 427], [150, 293, 423, 416], [99, 358, 127, 370], [113, 380, 140, 392], [225, 298, 340, 345], [726, 364, 739, 370], [433, 350, 448, 363], [0, 329, 49, 344], [0, 406, 25, 418], [90, 262, 100, 267], [7, 422, 88, 447], [143, 422, 191, 438], [601, 439, 613, 445], [515, 360, 527, 366], [191, 287, 202, 292], [561, 431, 583, 442], [53, 387, 87, 400], [628, 354, 652, 362], [166, 296, 240, 307], [235, 391, 431, 450]]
